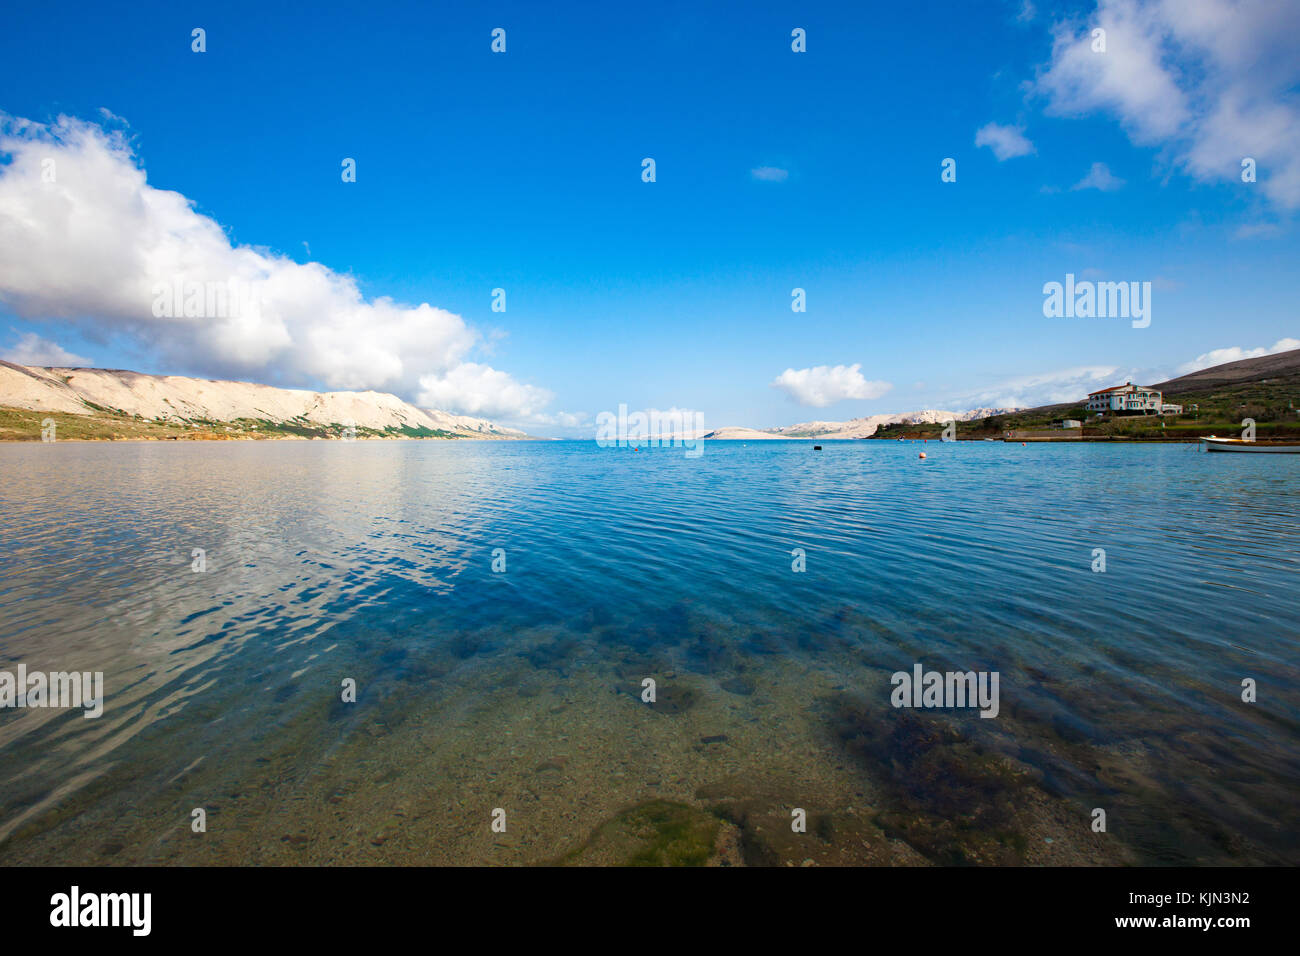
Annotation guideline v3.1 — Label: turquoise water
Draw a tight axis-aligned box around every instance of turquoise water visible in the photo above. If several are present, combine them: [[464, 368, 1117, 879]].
[[0, 439, 1297, 865]]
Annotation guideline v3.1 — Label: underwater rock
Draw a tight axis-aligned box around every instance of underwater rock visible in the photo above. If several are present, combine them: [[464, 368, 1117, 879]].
[[681, 638, 738, 675], [520, 637, 580, 673], [695, 775, 905, 866], [557, 800, 721, 866], [720, 675, 756, 696], [653, 682, 699, 715], [829, 694, 1034, 865]]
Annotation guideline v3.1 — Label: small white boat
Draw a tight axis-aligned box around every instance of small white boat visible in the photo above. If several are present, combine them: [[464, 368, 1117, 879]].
[[1200, 436, 1300, 453]]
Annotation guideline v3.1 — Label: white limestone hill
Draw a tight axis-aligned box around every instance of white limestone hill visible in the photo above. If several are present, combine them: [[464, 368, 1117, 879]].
[[704, 407, 1019, 440], [0, 361, 526, 438]]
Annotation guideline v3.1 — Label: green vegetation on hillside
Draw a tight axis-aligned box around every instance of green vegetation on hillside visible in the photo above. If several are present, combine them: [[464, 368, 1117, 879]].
[[0, 406, 465, 441], [1, 408, 200, 441], [873, 372, 1300, 441]]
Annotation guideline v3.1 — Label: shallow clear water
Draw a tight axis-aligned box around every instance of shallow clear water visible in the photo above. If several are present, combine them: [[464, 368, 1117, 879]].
[[1, 439, 1297, 865]]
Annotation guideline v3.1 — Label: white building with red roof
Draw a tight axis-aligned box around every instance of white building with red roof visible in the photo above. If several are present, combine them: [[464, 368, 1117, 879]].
[[1086, 382, 1165, 414]]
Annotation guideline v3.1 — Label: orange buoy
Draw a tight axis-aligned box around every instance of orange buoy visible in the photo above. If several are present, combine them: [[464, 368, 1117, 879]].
[[919, 452, 927, 459]]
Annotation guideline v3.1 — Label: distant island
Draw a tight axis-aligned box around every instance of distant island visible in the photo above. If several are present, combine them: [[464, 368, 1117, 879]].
[[702, 407, 1021, 442]]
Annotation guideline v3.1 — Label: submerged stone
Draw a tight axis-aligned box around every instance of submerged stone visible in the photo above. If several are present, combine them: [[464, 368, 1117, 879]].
[[557, 800, 721, 867], [720, 675, 756, 696], [829, 694, 1034, 865]]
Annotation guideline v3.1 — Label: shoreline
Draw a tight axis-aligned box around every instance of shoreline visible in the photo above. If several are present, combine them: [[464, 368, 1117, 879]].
[[0, 435, 537, 443]]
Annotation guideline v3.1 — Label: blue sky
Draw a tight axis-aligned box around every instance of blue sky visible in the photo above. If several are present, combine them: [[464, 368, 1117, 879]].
[[1, 0, 1297, 433]]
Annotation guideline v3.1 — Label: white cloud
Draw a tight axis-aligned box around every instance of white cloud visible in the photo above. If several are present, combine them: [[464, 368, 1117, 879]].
[[944, 337, 1300, 410], [771, 364, 892, 407], [2, 331, 91, 367], [952, 365, 1123, 409], [548, 410, 589, 429], [1232, 222, 1282, 240], [1072, 161, 1126, 191], [975, 122, 1036, 160], [1035, 0, 1300, 210], [751, 166, 789, 182], [1176, 338, 1300, 375], [417, 363, 553, 421], [0, 113, 554, 420]]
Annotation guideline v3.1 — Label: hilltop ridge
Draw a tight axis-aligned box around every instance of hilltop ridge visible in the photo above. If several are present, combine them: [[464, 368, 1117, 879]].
[[0, 361, 527, 440]]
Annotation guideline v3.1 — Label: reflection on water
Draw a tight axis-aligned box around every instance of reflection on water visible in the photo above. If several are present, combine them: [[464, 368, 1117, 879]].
[[0, 439, 1297, 865]]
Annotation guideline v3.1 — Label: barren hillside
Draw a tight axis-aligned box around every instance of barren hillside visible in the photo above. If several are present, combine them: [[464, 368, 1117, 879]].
[[0, 361, 526, 439]]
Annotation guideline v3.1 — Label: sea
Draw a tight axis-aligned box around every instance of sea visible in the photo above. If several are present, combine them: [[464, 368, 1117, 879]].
[[0, 439, 1296, 865]]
